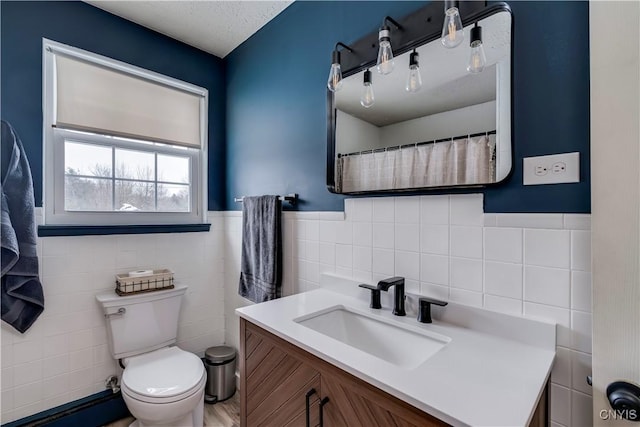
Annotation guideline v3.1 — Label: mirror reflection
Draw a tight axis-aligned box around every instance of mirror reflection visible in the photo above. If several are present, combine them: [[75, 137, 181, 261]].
[[330, 10, 511, 193]]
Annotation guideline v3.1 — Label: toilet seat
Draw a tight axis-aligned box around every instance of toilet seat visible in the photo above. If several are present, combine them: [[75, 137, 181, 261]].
[[122, 347, 206, 404], [122, 374, 206, 405]]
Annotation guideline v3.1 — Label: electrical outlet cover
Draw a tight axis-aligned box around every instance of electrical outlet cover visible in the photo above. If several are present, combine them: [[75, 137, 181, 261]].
[[523, 152, 580, 185]]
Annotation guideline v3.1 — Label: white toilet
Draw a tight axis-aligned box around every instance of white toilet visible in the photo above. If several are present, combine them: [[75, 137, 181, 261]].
[[96, 285, 206, 427]]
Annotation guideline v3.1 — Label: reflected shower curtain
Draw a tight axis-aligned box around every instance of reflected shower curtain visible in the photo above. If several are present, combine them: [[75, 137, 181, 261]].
[[338, 135, 495, 193]]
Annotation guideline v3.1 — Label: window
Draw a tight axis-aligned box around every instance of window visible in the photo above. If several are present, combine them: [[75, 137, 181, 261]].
[[43, 39, 207, 226]]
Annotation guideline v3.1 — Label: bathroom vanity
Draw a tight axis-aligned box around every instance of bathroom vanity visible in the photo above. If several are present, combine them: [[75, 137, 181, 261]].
[[236, 275, 555, 427], [240, 318, 447, 426]]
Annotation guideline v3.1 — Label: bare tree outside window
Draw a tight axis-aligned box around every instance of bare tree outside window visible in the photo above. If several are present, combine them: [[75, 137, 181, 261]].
[[64, 141, 190, 213]]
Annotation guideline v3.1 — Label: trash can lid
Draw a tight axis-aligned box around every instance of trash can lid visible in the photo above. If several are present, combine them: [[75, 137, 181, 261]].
[[205, 345, 236, 363]]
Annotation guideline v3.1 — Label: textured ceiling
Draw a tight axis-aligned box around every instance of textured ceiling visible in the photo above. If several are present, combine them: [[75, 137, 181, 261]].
[[85, 1, 293, 58]]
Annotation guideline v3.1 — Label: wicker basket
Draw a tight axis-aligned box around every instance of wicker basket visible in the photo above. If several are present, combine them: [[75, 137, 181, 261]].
[[115, 269, 174, 296]]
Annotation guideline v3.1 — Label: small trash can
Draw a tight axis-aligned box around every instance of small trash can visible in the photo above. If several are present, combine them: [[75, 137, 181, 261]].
[[203, 345, 237, 404]]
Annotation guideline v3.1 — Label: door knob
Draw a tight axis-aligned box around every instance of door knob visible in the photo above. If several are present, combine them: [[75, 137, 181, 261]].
[[607, 381, 640, 421]]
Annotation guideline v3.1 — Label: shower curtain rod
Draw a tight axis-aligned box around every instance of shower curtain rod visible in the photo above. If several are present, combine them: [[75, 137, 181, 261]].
[[339, 129, 497, 158]]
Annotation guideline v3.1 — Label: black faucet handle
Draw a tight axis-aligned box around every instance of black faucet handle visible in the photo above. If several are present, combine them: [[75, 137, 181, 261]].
[[419, 297, 448, 307], [358, 284, 382, 309], [417, 297, 448, 323]]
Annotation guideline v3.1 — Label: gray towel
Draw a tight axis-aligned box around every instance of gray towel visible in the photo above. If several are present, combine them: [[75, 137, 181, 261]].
[[238, 195, 282, 303], [1, 120, 44, 333]]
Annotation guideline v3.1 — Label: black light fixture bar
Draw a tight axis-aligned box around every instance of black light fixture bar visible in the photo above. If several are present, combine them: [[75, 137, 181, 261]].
[[382, 16, 403, 30], [332, 42, 354, 64], [339, 1, 497, 76], [335, 42, 353, 53]]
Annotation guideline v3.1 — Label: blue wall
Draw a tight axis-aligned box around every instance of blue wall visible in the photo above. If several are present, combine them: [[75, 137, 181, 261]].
[[0, 1, 227, 210], [1, 1, 591, 214], [226, 1, 591, 213]]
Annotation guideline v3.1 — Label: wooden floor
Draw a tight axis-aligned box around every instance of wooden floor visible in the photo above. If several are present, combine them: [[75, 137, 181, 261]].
[[104, 392, 240, 427], [204, 393, 240, 427]]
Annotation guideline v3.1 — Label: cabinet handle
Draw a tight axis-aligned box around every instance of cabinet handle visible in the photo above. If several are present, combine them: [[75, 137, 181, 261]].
[[319, 396, 330, 426], [305, 388, 317, 427]]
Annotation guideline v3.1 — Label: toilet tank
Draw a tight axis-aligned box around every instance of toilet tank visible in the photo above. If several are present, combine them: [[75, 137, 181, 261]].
[[96, 285, 187, 359]]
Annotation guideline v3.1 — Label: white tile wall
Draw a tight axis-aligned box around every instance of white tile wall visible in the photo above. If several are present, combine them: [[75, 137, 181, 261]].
[[524, 266, 571, 308], [450, 226, 483, 259], [551, 383, 572, 426], [223, 194, 592, 427], [571, 271, 592, 312], [483, 294, 522, 316], [4, 196, 592, 426], [525, 229, 571, 269], [484, 227, 523, 263], [484, 261, 523, 299], [420, 224, 449, 255], [0, 210, 226, 424], [420, 254, 449, 285]]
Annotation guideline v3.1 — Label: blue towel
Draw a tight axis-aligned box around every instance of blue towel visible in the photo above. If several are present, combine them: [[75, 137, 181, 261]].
[[238, 195, 282, 303], [1, 120, 44, 333]]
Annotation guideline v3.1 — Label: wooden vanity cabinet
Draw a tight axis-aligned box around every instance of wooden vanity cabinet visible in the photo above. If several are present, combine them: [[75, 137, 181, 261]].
[[240, 319, 320, 426], [240, 318, 447, 427], [319, 368, 447, 427]]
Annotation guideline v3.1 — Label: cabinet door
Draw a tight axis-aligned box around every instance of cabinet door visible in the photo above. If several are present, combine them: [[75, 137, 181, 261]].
[[320, 371, 447, 427], [241, 319, 320, 427]]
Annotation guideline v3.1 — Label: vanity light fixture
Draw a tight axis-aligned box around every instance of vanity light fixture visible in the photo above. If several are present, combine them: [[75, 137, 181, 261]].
[[327, 42, 354, 92], [441, 0, 464, 49], [467, 23, 487, 73], [405, 49, 423, 93], [360, 69, 375, 108], [376, 16, 402, 75]]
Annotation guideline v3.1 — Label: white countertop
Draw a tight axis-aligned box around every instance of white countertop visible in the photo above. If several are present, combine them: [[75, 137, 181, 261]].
[[236, 274, 556, 427]]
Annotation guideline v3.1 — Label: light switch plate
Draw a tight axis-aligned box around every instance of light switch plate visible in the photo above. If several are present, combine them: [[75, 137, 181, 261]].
[[523, 152, 580, 185]]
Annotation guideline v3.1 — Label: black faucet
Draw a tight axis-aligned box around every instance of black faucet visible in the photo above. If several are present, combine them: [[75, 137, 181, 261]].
[[417, 297, 448, 323], [377, 277, 406, 316], [358, 284, 382, 309]]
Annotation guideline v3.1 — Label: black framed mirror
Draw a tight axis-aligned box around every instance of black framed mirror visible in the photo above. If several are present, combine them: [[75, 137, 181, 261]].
[[327, 3, 513, 194]]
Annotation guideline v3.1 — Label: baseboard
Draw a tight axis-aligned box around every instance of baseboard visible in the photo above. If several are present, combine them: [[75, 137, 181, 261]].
[[2, 390, 130, 427]]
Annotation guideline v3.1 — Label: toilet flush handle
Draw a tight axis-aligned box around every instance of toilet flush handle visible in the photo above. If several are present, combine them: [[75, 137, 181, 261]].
[[105, 307, 126, 318]]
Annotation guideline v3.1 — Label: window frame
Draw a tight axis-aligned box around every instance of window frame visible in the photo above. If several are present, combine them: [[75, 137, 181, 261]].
[[52, 128, 201, 224], [42, 38, 208, 226]]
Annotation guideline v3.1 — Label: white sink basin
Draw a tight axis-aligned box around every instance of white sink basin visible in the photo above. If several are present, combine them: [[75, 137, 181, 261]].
[[295, 305, 450, 369]]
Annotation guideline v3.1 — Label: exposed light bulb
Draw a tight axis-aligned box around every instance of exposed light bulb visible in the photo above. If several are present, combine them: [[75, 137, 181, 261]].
[[467, 42, 486, 74], [327, 63, 342, 92], [405, 50, 422, 93], [361, 83, 375, 108], [360, 69, 375, 108], [327, 49, 343, 92], [376, 26, 395, 75], [467, 24, 486, 74], [327, 44, 352, 92], [441, 2, 464, 49]]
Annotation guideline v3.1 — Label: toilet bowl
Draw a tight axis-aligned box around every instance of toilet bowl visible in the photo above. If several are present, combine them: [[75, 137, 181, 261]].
[[96, 285, 206, 427], [121, 347, 206, 427]]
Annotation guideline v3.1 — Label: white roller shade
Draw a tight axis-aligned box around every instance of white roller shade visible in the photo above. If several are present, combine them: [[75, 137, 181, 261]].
[[55, 55, 202, 148]]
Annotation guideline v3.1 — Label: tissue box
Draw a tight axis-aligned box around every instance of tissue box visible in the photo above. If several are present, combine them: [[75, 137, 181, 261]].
[[115, 269, 174, 296]]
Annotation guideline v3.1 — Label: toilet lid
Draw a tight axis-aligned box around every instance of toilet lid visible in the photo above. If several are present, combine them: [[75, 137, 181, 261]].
[[122, 347, 204, 399]]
